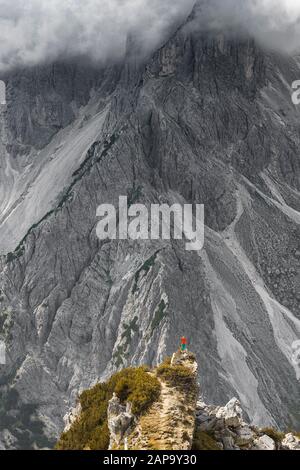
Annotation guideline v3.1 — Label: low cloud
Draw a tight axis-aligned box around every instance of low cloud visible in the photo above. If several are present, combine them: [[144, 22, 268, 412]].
[[191, 0, 300, 53], [0, 0, 194, 71], [1, 1, 300, 72]]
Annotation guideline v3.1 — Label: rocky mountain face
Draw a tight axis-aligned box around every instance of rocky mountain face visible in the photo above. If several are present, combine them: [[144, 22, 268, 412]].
[[0, 3, 300, 448]]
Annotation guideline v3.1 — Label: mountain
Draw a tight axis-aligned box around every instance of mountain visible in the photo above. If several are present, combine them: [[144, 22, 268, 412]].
[[0, 3, 300, 448]]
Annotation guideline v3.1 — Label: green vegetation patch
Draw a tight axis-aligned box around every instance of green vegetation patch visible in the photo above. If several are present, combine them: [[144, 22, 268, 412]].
[[112, 317, 140, 367], [6, 247, 25, 263], [0, 309, 13, 341], [132, 251, 160, 294], [72, 140, 100, 178], [150, 299, 167, 334], [121, 316, 139, 346], [156, 361, 196, 394], [192, 430, 222, 450], [56, 366, 161, 450], [112, 344, 127, 368], [127, 185, 143, 207], [260, 427, 285, 445], [0, 310, 9, 333]]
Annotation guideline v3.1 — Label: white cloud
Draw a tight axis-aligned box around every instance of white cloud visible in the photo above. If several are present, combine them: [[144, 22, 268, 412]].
[[191, 0, 300, 53], [1, 1, 300, 72], [0, 0, 194, 70]]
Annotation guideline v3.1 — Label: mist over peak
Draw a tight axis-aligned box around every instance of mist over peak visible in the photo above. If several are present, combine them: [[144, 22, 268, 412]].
[[0, 0, 194, 72], [1, 1, 300, 73], [190, 0, 300, 54]]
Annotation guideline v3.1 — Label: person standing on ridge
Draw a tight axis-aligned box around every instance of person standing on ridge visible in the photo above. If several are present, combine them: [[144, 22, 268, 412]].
[[180, 336, 187, 352]]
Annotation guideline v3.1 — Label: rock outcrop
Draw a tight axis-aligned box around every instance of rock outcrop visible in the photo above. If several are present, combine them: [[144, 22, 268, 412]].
[[281, 433, 300, 450], [253, 435, 276, 451], [195, 397, 300, 450], [215, 398, 243, 428], [107, 393, 134, 449], [63, 402, 82, 433], [108, 352, 199, 450]]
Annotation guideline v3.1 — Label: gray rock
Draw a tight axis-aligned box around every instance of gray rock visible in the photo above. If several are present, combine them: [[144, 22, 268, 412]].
[[215, 398, 243, 428], [253, 435, 276, 450], [2, 429, 18, 448], [198, 416, 218, 432], [221, 434, 240, 451], [63, 402, 82, 432], [234, 426, 255, 446], [281, 433, 300, 450], [107, 393, 134, 449]]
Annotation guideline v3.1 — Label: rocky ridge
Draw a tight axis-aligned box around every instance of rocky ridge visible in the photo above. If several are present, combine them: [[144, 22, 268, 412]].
[[106, 352, 300, 451], [107, 351, 198, 450], [65, 352, 300, 451], [195, 398, 300, 450]]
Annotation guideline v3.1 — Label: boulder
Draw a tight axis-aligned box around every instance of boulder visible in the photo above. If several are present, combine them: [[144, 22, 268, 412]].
[[281, 433, 300, 450], [107, 393, 134, 449], [196, 400, 208, 412], [63, 401, 82, 432], [253, 434, 276, 450], [215, 398, 243, 428], [221, 433, 240, 450], [198, 416, 218, 432], [234, 426, 255, 446], [0, 429, 18, 449]]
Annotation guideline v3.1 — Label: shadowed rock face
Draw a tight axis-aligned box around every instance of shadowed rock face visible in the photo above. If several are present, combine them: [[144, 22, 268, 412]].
[[0, 7, 300, 448], [1, 61, 120, 153]]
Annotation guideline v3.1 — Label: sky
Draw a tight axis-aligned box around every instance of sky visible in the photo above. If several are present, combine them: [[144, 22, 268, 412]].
[[1, 1, 300, 71]]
